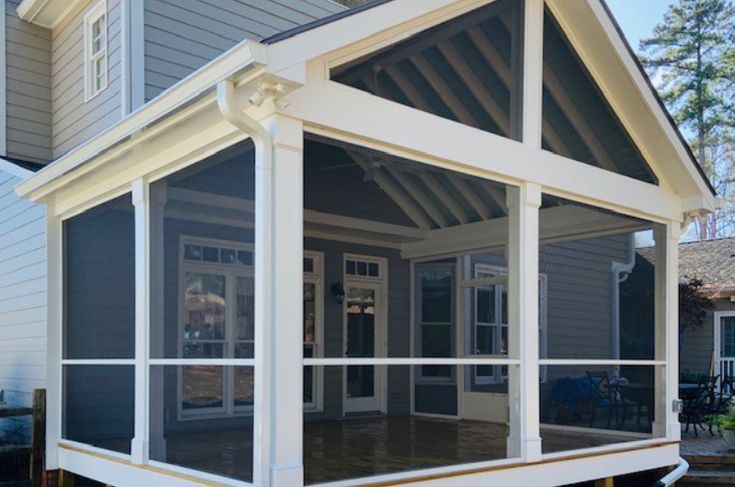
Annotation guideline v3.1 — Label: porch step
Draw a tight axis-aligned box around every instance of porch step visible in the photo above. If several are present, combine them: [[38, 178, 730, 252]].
[[678, 469, 735, 485], [685, 455, 735, 471]]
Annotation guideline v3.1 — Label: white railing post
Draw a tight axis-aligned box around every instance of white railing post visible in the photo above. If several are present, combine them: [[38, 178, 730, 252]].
[[131, 179, 150, 464], [261, 113, 304, 487], [45, 205, 62, 469], [654, 221, 680, 440], [506, 182, 542, 462]]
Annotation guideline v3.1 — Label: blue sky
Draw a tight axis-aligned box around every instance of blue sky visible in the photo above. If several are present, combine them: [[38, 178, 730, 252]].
[[605, 0, 674, 50]]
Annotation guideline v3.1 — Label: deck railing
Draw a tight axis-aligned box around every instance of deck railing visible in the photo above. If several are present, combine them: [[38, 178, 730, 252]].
[[719, 358, 735, 393]]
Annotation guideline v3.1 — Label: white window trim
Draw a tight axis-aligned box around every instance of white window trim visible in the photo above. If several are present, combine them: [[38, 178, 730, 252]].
[[176, 236, 255, 421], [84, 0, 108, 102], [303, 250, 325, 412]]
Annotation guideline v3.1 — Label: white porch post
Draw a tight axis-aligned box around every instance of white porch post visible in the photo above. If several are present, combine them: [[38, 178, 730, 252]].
[[45, 205, 62, 470], [506, 182, 542, 462], [260, 113, 304, 487], [131, 179, 150, 464], [653, 222, 681, 440]]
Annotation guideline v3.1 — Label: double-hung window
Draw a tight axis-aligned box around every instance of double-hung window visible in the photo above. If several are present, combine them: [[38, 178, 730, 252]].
[[84, 1, 108, 100]]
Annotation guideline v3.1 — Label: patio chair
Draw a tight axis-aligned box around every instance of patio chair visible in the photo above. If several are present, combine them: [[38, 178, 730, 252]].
[[682, 375, 718, 437], [616, 383, 653, 431], [585, 371, 616, 428]]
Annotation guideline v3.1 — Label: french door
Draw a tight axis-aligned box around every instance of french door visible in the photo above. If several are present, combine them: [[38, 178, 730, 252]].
[[343, 279, 385, 413], [716, 312, 735, 390]]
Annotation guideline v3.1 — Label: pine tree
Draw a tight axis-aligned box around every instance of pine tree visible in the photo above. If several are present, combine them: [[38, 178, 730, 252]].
[[640, 0, 735, 240]]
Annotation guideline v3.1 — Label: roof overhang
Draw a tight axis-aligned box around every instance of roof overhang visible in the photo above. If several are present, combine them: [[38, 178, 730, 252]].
[[15, 0, 716, 217], [16, 0, 84, 29]]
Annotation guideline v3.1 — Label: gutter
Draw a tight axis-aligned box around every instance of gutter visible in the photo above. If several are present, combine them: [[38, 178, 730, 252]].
[[611, 233, 636, 363], [15, 40, 267, 202], [652, 457, 689, 487]]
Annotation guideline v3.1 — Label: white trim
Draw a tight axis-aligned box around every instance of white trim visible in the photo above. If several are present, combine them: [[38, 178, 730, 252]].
[[46, 204, 63, 469], [538, 359, 666, 366], [61, 359, 136, 366], [16, 0, 85, 29], [342, 254, 388, 414], [714, 310, 735, 386], [303, 250, 325, 412], [83, 0, 109, 102], [306, 358, 519, 366]]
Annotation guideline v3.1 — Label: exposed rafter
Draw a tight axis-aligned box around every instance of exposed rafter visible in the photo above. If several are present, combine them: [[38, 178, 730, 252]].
[[385, 167, 450, 228], [447, 177, 493, 220], [463, 26, 573, 157], [416, 172, 470, 225], [346, 150, 434, 230]]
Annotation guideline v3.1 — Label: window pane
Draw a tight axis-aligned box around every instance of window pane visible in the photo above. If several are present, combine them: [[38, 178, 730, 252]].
[[64, 193, 134, 359], [476, 287, 494, 324], [304, 282, 316, 343], [421, 270, 452, 323], [723, 318, 735, 357], [476, 324, 494, 354], [182, 366, 223, 410], [236, 276, 254, 342], [150, 141, 255, 359], [64, 365, 134, 454]]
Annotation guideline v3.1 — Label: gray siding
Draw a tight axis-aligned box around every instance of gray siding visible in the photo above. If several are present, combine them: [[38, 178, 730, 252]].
[[51, 0, 122, 159], [0, 171, 46, 444], [680, 299, 732, 376], [6, 0, 53, 163], [143, 0, 345, 101]]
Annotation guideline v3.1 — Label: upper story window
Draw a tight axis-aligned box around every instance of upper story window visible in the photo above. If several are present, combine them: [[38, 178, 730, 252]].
[[84, 1, 108, 101]]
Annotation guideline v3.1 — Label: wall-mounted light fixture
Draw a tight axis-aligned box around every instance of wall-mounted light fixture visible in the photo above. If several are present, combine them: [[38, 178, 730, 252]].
[[331, 282, 345, 304]]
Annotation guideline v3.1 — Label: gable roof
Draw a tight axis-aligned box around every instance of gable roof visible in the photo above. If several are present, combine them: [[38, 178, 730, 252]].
[[265, 0, 714, 197]]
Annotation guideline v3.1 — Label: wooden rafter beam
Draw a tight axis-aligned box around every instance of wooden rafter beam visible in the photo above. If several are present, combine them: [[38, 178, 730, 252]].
[[382, 66, 434, 112], [463, 25, 573, 158], [347, 150, 434, 230], [495, 15, 619, 173], [416, 172, 470, 225], [410, 54, 483, 130], [447, 176, 493, 220], [386, 167, 450, 228]]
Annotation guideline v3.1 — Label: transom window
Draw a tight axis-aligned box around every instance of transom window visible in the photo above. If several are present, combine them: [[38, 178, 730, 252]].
[[345, 257, 382, 278], [84, 1, 108, 100]]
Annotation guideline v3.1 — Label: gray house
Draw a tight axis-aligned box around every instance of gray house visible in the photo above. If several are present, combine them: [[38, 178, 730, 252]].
[[0, 1, 717, 487], [674, 238, 735, 382]]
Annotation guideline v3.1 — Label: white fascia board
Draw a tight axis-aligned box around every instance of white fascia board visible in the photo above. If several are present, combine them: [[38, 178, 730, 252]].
[[17, 0, 84, 29], [548, 0, 715, 209], [15, 41, 268, 202], [0, 158, 34, 180]]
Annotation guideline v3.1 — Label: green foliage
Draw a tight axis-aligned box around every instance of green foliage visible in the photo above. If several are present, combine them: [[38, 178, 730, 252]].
[[640, 0, 735, 239], [709, 404, 735, 433], [679, 277, 715, 334]]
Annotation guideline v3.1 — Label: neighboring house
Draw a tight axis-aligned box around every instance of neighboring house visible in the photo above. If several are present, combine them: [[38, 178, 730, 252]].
[[0, 1, 719, 487], [674, 238, 735, 381]]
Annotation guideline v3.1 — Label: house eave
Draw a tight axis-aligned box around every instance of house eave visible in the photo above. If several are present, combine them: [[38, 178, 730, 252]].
[[16, 0, 84, 29], [15, 40, 270, 203]]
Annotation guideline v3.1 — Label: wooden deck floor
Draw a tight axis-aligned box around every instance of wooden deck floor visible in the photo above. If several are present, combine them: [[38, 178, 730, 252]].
[[149, 416, 641, 484]]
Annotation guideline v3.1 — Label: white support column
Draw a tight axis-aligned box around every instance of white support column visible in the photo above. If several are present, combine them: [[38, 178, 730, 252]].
[[653, 222, 681, 440], [258, 113, 304, 487], [522, 0, 544, 148], [506, 182, 542, 462], [131, 179, 150, 464], [45, 205, 62, 469]]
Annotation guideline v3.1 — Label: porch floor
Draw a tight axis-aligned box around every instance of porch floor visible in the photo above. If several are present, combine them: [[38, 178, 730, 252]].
[[155, 416, 641, 484]]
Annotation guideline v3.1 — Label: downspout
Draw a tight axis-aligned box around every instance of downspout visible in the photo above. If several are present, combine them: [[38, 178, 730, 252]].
[[652, 457, 689, 487], [215, 78, 272, 487], [611, 234, 636, 370]]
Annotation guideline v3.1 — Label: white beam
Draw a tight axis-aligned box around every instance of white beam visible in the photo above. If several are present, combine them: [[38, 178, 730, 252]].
[[45, 205, 62, 470], [506, 182, 542, 461], [522, 0, 544, 149], [286, 81, 683, 222]]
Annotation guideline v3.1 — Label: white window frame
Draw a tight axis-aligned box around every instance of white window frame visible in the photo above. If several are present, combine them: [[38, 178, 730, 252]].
[[84, 0, 108, 101], [303, 251, 325, 412], [176, 236, 255, 421]]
